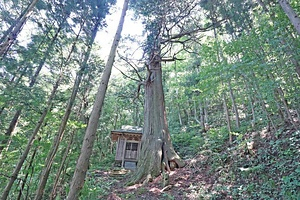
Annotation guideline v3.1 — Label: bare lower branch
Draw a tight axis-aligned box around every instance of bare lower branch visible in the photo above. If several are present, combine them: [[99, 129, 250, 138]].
[[118, 52, 144, 81], [133, 82, 144, 102], [161, 57, 185, 62], [161, 19, 226, 44], [114, 66, 140, 82]]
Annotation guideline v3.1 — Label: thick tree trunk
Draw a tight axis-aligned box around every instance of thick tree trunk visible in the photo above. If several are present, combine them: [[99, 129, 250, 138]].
[[278, 0, 300, 35], [66, 0, 129, 199], [130, 51, 185, 184], [0, 0, 39, 57]]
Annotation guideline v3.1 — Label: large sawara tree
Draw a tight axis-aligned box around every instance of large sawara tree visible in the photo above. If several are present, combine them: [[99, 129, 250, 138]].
[[129, 0, 216, 183]]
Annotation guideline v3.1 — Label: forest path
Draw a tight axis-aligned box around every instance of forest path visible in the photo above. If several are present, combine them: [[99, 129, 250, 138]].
[[103, 157, 230, 200]]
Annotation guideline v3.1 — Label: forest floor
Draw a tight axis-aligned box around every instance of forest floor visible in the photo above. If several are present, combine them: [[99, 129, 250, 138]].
[[90, 125, 299, 200], [104, 159, 229, 200]]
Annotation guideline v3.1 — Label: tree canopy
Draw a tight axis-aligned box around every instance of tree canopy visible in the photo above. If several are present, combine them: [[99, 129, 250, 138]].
[[0, 0, 299, 199]]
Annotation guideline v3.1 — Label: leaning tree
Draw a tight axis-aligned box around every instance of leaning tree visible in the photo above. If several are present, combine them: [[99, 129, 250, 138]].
[[129, 0, 220, 183]]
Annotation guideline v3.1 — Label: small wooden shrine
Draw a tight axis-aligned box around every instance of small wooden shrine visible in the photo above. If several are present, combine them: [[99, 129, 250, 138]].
[[111, 126, 142, 169]]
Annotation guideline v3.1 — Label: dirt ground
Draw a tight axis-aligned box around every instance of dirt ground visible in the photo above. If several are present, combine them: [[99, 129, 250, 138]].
[[102, 158, 231, 200]]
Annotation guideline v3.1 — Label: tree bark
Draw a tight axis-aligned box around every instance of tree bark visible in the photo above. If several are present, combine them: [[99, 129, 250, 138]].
[[16, 141, 39, 200], [66, 0, 129, 199], [50, 131, 74, 200], [34, 19, 91, 200], [278, 0, 300, 35], [223, 93, 232, 143], [228, 80, 240, 129], [199, 101, 206, 132], [0, 0, 39, 57], [130, 41, 185, 184]]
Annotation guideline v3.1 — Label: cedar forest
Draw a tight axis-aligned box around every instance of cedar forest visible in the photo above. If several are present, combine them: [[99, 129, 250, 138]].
[[0, 0, 299, 199]]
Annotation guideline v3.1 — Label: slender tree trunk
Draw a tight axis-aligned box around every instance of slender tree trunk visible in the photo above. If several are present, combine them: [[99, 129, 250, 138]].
[[175, 95, 183, 126], [288, 75, 300, 117], [0, 0, 39, 57], [0, 26, 52, 119], [242, 77, 256, 127], [273, 88, 286, 122], [279, 39, 300, 79], [16, 141, 39, 200], [66, 1, 129, 199], [204, 99, 209, 124], [257, 2, 300, 78], [276, 87, 298, 129], [252, 73, 277, 132], [193, 100, 201, 125], [223, 93, 232, 143], [0, 110, 21, 154], [199, 101, 206, 132], [50, 131, 74, 200], [0, 66, 28, 117], [34, 20, 91, 200], [228, 80, 240, 129], [1, 71, 63, 200], [0, 22, 63, 154], [278, 0, 300, 35]]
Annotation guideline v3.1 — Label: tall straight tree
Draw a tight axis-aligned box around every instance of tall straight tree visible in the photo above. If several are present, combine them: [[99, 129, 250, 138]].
[[279, 0, 300, 35], [0, 0, 39, 57], [34, 0, 116, 197], [1, 70, 64, 200], [1, 18, 84, 198], [34, 19, 94, 200], [66, 0, 129, 199], [0, 19, 65, 155], [129, 0, 219, 183]]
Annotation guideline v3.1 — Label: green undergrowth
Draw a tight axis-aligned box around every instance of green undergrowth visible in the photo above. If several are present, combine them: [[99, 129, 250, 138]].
[[84, 125, 299, 199], [172, 125, 300, 199]]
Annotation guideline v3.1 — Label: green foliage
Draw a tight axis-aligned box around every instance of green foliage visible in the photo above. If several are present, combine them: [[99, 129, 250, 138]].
[[1, 0, 300, 198], [172, 129, 204, 158], [202, 127, 229, 152], [79, 171, 117, 200], [174, 126, 299, 199]]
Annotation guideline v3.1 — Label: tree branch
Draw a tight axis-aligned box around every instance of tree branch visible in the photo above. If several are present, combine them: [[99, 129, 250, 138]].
[[161, 19, 226, 44], [114, 66, 141, 82], [118, 52, 144, 81]]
